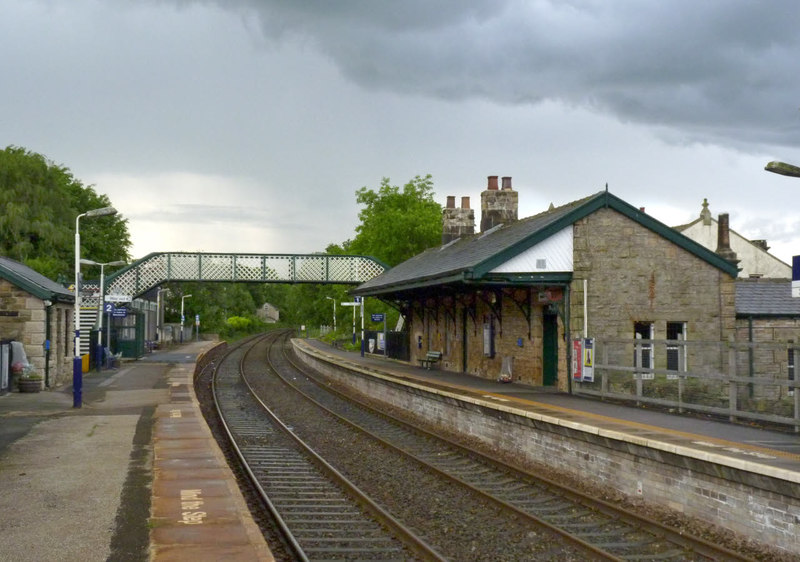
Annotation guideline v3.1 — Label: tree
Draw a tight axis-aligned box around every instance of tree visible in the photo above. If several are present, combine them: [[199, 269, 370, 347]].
[[348, 175, 442, 267], [0, 145, 131, 280]]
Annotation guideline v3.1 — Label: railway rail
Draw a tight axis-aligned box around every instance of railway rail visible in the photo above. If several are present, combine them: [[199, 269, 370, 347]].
[[212, 333, 442, 561], [211, 330, 758, 560], [267, 331, 757, 561]]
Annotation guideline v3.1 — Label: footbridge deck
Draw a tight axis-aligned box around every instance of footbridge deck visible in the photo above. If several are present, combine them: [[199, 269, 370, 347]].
[[104, 252, 388, 298]]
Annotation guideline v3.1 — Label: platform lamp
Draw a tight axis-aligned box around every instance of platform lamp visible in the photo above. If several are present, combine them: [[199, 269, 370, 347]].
[[74, 206, 117, 408], [180, 294, 192, 343], [156, 288, 169, 344], [765, 161, 800, 178], [325, 296, 336, 333], [80, 258, 126, 372]]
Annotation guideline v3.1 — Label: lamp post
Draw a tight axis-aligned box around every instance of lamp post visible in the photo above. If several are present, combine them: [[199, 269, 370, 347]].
[[180, 294, 192, 343], [80, 258, 126, 372], [74, 206, 117, 408], [325, 296, 336, 333]]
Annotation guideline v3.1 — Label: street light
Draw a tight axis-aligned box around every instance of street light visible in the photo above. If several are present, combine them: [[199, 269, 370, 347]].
[[80, 258, 126, 372], [74, 206, 117, 408], [180, 294, 192, 343], [325, 296, 336, 333], [765, 161, 800, 178]]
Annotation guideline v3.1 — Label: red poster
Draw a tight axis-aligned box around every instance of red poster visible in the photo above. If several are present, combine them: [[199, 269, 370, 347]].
[[572, 339, 582, 381]]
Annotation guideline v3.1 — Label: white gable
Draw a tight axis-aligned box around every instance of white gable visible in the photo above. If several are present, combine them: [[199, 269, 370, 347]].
[[680, 220, 790, 279], [490, 225, 573, 273]]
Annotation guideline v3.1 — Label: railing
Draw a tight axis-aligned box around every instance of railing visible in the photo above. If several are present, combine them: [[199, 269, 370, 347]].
[[573, 337, 800, 432], [104, 252, 388, 299]]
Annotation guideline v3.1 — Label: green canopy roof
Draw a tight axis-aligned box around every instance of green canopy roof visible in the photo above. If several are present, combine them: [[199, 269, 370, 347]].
[[353, 190, 739, 297]]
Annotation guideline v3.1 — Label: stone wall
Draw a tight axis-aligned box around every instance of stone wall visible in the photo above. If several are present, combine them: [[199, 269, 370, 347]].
[[571, 208, 736, 372], [735, 316, 800, 400]]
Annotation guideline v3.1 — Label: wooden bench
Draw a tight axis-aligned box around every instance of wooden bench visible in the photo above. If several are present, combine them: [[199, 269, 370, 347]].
[[418, 351, 442, 370]]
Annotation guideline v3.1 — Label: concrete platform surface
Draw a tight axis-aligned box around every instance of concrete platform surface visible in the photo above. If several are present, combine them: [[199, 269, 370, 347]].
[[0, 342, 273, 562]]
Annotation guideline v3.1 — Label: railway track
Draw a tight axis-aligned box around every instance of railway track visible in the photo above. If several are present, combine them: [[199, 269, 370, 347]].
[[253, 331, 756, 562], [211, 332, 444, 561]]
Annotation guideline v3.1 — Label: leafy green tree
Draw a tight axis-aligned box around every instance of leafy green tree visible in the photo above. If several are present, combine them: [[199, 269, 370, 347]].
[[0, 145, 131, 280], [348, 175, 442, 266]]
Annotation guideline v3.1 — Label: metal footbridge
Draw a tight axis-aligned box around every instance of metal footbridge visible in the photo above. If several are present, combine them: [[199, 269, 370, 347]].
[[103, 252, 388, 298]]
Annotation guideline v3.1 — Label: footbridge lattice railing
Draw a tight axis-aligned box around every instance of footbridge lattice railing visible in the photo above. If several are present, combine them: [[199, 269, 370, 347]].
[[103, 252, 388, 298]]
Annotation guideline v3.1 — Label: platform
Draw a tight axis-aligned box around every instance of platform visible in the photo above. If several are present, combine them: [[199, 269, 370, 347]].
[[295, 338, 800, 554], [299, 339, 800, 477], [0, 341, 273, 562]]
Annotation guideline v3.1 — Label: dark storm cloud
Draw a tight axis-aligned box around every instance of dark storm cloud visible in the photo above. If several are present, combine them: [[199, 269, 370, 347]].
[[201, 0, 800, 149]]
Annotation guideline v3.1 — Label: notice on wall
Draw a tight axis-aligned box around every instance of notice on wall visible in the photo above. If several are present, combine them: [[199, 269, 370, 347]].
[[582, 338, 594, 383]]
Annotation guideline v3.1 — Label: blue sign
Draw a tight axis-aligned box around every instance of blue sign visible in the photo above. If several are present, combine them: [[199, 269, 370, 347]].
[[371, 313, 385, 322], [104, 302, 115, 314], [112, 307, 128, 318], [793, 256, 800, 298], [354, 296, 362, 303]]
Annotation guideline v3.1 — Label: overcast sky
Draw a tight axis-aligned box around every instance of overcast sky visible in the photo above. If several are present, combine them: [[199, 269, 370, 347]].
[[2, 0, 799, 264]]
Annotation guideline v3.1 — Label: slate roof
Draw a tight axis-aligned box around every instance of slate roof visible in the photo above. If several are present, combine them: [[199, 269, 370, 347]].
[[736, 279, 800, 316], [353, 190, 740, 297], [0, 256, 74, 303]]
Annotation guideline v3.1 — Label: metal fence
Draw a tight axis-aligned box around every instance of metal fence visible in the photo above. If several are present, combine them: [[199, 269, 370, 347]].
[[573, 336, 800, 432]]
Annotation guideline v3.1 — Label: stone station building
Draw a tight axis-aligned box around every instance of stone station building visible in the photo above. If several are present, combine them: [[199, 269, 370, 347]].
[[353, 176, 741, 391]]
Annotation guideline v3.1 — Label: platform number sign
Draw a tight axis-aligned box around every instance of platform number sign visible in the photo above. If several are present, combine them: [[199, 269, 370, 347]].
[[793, 256, 800, 298]]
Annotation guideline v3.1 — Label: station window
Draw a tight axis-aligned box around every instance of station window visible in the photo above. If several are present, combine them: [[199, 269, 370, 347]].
[[633, 321, 653, 375], [666, 321, 687, 372]]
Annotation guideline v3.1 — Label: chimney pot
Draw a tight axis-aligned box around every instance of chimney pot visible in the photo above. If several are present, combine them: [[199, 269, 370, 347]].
[[442, 194, 475, 244], [481, 175, 519, 232]]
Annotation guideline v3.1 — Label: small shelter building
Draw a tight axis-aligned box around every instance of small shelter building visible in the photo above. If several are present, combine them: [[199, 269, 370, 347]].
[[0, 256, 74, 390]]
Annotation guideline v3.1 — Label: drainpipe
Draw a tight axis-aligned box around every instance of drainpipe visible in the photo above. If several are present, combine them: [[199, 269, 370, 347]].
[[565, 283, 572, 395], [583, 279, 588, 339], [748, 316, 754, 398], [45, 302, 52, 387]]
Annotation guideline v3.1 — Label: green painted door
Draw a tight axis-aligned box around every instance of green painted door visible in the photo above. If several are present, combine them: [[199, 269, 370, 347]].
[[542, 312, 558, 386]]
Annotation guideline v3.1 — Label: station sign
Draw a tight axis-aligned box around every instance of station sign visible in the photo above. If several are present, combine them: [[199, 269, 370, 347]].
[[105, 294, 132, 303], [371, 313, 385, 322], [112, 307, 128, 318], [793, 256, 799, 298]]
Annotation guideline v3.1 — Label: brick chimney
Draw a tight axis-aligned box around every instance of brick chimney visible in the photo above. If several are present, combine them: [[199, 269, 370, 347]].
[[480, 175, 518, 232], [715, 213, 739, 265], [442, 195, 475, 244]]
